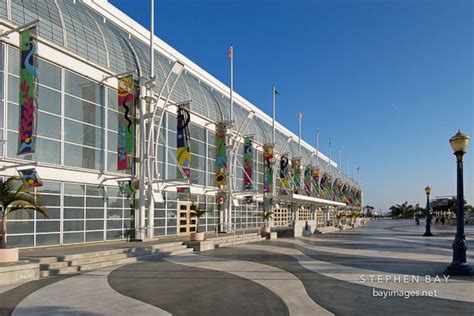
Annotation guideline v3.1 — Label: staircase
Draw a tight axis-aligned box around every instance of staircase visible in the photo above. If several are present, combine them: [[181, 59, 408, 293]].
[[209, 233, 266, 248], [314, 226, 341, 234], [38, 241, 193, 277]]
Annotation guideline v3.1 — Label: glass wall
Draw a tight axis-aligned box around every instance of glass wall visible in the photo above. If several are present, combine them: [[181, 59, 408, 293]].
[[6, 181, 133, 248]]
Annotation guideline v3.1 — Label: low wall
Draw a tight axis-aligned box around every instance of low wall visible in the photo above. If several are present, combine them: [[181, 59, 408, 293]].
[[0, 261, 39, 286]]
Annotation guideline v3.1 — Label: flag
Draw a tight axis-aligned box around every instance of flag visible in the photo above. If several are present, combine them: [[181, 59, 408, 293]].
[[228, 46, 232, 59], [274, 89, 280, 95], [299, 112, 303, 121]]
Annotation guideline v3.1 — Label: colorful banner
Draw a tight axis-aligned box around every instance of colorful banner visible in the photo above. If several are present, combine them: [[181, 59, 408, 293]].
[[319, 173, 329, 200], [292, 158, 301, 194], [118, 180, 136, 195], [279, 154, 289, 195], [177, 105, 191, 179], [117, 76, 135, 170], [244, 195, 253, 205], [311, 166, 320, 197], [303, 165, 312, 196], [18, 27, 38, 155], [214, 122, 227, 187], [263, 145, 273, 193], [18, 168, 43, 187], [177, 187, 191, 201], [243, 136, 253, 190]]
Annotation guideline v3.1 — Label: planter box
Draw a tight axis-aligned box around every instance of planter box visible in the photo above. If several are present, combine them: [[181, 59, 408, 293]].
[[0, 248, 19, 263], [190, 232, 205, 241]]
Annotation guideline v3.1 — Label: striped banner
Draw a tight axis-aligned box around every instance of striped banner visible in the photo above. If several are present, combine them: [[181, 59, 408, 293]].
[[292, 158, 301, 194], [18, 168, 43, 187], [117, 76, 135, 170], [263, 145, 273, 193], [242, 136, 253, 190], [214, 122, 227, 187], [304, 165, 312, 196], [279, 154, 290, 195], [311, 166, 321, 198], [177, 105, 191, 179], [18, 27, 38, 155]]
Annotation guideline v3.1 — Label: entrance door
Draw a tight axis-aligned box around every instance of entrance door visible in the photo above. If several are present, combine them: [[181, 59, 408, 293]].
[[178, 202, 197, 236]]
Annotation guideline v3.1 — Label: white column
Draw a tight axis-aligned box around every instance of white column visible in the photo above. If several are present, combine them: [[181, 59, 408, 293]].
[[138, 81, 147, 240]]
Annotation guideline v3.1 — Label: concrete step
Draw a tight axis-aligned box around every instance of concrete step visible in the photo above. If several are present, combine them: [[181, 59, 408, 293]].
[[78, 248, 194, 272], [36, 257, 59, 264], [59, 248, 137, 261], [69, 251, 145, 267], [144, 241, 184, 250], [40, 261, 70, 270], [40, 266, 80, 277]]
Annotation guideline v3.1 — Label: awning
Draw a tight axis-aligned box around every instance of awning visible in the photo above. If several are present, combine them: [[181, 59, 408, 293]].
[[274, 193, 346, 207]]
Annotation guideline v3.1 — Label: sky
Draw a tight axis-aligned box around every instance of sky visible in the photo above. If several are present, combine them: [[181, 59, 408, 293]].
[[109, 0, 473, 213]]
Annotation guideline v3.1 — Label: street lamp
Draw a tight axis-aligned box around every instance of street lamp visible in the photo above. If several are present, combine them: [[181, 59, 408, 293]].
[[423, 186, 433, 236], [445, 130, 472, 275]]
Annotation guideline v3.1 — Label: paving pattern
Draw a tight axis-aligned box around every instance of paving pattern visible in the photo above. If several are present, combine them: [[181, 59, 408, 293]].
[[1, 220, 474, 316]]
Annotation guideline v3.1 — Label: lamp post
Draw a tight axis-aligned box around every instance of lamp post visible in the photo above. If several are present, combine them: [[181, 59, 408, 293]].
[[445, 130, 472, 275], [423, 186, 433, 236]]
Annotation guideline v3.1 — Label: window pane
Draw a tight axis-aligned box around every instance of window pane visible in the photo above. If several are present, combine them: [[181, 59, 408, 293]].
[[65, 119, 103, 148], [64, 183, 85, 195], [38, 86, 61, 114], [7, 234, 33, 247], [64, 95, 104, 126], [38, 59, 61, 90], [36, 233, 60, 246], [64, 143, 104, 170], [36, 220, 60, 233], [63, 232, 84, 244], [64, 208, 84, 219], [8, 75, 19, 104], [107, 88, 118, 111], [37, 111, 60, 139], [64, 220, 84, 231], [7, 221, 33, 234], [8, 47, 19, 76], [65, 71, 102, 104]]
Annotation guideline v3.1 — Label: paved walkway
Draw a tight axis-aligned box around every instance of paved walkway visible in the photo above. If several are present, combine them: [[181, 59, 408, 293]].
[[1, 220, 473, 316]]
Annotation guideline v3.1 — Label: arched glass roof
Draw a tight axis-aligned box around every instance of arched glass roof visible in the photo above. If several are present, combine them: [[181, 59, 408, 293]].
[[1, 0, 334, 167]]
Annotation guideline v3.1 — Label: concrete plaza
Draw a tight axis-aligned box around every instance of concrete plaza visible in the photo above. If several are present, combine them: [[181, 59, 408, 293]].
[[1, 220, 473, 316]]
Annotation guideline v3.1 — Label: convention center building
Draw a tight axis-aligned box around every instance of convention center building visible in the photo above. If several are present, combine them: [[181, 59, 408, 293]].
[[0, 0, 361, 248]]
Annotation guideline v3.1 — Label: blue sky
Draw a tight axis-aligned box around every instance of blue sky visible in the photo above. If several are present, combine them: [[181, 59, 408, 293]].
[[109, 0, 473, 213]]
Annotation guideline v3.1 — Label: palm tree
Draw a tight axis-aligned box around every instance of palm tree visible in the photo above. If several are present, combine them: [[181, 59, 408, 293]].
[[189, 202, 210, 233], [1, 177, 48, 248], [261, 210, 273, 228], [389, 202, 414, 219]]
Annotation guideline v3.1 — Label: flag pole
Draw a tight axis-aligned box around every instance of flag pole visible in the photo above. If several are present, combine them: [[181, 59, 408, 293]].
[[272, 86, 276, 145], [150, 0, 154, 79], [316, 129, 319, 166], [339, 148, 342, 174], [346, 156, 348, 177], [229, 45, 233, 123], [329, 140, 332, 168], [298, 112, 302, 157]]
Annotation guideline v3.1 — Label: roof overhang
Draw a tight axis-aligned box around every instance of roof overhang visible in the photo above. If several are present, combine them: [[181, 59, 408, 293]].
[[274, 193, 346, 207]]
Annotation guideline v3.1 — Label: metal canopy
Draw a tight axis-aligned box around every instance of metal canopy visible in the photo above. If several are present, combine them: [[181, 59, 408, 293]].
[[274, 193, 346, 207]]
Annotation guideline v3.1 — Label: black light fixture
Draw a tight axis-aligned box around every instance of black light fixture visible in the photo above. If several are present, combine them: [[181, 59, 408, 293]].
[[423, 186, 433, 236], [445, 130, 472, 275]]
